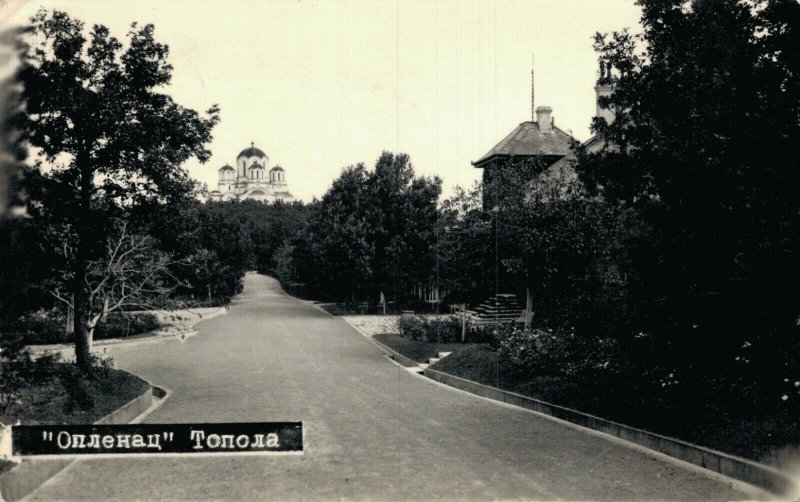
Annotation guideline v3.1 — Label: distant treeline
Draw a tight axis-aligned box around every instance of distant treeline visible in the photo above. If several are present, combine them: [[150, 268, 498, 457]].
[[0, 199, 311, 324]]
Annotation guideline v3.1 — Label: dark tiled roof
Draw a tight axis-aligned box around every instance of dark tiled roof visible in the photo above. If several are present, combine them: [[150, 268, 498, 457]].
[[270, 165, 284, 171], [238, 146, 267, 159], [218, 164, 234, 171], [473, 121, 574, 167]]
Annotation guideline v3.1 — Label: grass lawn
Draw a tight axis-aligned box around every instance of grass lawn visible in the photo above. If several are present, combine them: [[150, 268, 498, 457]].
[[431, 345, 799, 463], [0, 366, 149, 427], [373, 333, 487, 364]]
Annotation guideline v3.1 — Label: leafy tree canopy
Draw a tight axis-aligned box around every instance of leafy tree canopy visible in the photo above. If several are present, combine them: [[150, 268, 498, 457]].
[[22, 9, 220, 210], [20, 9, 220, 370], [576, 0, 800, 378]]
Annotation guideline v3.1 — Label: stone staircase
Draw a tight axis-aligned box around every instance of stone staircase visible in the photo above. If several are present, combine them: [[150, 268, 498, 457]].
[[467, 294, 522, 324], [407, 351, 452, 374]]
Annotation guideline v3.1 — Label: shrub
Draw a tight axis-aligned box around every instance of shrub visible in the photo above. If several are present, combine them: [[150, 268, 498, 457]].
[[497, 326, 620, 380], [497, 328, 565, 376], [7, 308, 68, 345], [5, 309, 162, 345], [399, 315, 520, 345], [398, 314, 428, 341], [465, 321, 516, 346], [0, 334, 33, 413], [427, 316, 463, 343], [94, 313, 161, 340]]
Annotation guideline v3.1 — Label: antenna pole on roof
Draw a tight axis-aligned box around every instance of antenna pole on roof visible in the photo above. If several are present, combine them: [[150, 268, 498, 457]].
[[531, 52, 535, 122]]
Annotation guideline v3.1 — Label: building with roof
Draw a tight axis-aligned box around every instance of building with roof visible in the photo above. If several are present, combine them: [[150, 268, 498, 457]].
[[472, 59, 574, 208], [208, 143, 295, 203], [528, 61, 619, 197], [473, 59, 615, 206], [472, 107, 574, 171]]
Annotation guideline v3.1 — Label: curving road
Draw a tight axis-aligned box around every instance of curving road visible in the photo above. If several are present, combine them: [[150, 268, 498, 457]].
[[29, 273, 751, 501]]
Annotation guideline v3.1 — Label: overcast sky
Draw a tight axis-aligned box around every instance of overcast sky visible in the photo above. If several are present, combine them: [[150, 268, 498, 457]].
[[4, 0, 643, 202]]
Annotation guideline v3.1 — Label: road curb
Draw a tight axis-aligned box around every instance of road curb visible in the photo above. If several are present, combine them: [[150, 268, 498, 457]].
[[291, 297, 795, 497], [424, 367, 798, 498], [0, 382, 169, 501], [338, 316, 424, 369], [366, 335, 423, 368]]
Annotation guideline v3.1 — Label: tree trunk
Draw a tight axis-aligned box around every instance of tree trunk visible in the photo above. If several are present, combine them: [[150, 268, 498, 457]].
[[73, 277, 91, 371], [65, 293, 74, 335], [73, 155, 93, 372]]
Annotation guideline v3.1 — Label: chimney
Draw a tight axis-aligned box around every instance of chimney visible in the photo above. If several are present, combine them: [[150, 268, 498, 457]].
[[594, 60, 615, 125], [536, 106, 553, 133]]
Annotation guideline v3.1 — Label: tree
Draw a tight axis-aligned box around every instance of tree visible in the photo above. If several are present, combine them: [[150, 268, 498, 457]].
[[296, 152, 441, 304], [21, 10, 219, 370], [366, 152, 441, 302], [49, 221, 184, 349], [576, 0, 800, 403], [247, 200, 310, 274], [273, 241, 295, 286], [438, 183, 494, 304], [306, 164, 374, 301], [507, 175, 638, 336], [143, 200, 252, 303]]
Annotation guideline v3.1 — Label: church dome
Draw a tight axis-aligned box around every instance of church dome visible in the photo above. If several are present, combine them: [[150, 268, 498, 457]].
[[248, 162, 263, 170], [218, 164, 234, 172], [237, 145, 267, 159], [270, 165, 284, 172]]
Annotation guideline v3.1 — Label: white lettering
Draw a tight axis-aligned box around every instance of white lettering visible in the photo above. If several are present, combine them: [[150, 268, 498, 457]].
[[72, 434, 86, 448], [206, 434, 221, 449], [235, 435, 250, 449], [253, 434, 264, 448], [219, 435, 235, 448], [190, 430, 205, 450], [117, 435, 131, 448], [56, 431, 71, 449], [146, 434, 161, 450], [87, 434, 101, 448]]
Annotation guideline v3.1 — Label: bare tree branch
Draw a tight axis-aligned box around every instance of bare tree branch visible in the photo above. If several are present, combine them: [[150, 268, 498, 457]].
[[49, 220, 188, 333]]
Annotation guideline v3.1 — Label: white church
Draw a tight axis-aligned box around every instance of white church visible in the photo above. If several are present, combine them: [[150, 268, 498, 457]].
[[208, 143, 295, 202]]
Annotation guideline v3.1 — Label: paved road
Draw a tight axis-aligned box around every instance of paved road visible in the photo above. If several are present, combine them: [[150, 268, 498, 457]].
[[30, 273, 750, 501]]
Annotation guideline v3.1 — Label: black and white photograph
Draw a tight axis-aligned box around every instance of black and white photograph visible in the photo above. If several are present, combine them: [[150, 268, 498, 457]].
[[0, 0, 799, 500]]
